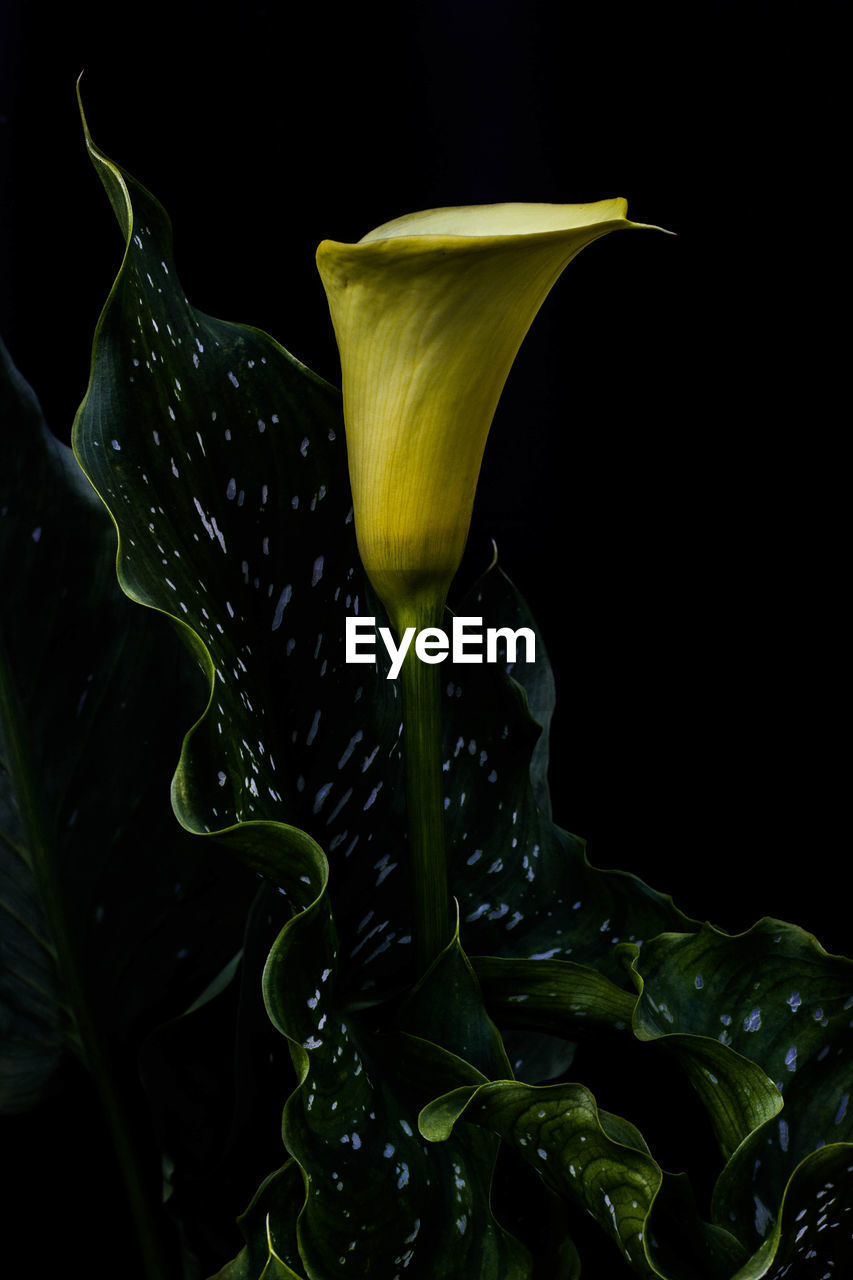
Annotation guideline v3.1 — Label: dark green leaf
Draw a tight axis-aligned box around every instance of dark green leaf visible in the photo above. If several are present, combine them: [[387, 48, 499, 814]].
[[421, 1076, 746, 1278], [728, 1143, 853, 1279], [71, 106, 696, 1019], [258, 830, 533, 1279], [0, 339, 253, 1116], [210, 1162, 307, 1280], [71, 100, 421, 1009], [0, 338, 71, 1108], [623, 920, 853, 1253], [399, 914, 514, 1081], [473, 955, 637, 1035], [65, 107, 709, 1280], [461, 557, 556, 818], [442, 570, 696, 982], [70, 106, 853, 1280], [141, 884, 298, 1275]]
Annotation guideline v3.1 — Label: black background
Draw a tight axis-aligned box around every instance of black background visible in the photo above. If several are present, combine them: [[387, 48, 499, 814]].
[[1, 0, 848, 1274]]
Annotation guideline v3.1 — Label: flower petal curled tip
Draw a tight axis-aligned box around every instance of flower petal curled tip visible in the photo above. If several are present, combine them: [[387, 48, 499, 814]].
[[317, 200, 664, 634]]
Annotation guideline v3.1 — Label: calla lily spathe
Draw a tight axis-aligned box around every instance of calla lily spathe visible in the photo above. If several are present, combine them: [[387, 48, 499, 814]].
[[316, 200, 659, 632]]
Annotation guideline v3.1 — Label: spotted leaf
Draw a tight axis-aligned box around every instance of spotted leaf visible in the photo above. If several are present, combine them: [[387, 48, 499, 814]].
[[729, 1143, 853, 1279], [420, 1077, 747, 1278], [227, 824, 534, 1279], [66, 100, 853, 1280], [70, 97, 696, 1015], [623, 921, 853, 1256], [439, 581, 693, 981]]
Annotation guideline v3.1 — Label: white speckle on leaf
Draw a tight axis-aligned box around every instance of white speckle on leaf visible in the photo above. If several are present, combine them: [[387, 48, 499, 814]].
[[272, 585, 293, 630], [363, 783, 382, 810], [210, 517, 227, 553]]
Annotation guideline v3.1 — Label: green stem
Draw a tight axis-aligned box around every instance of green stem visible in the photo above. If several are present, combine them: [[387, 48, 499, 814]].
[[398, 603, 451, 975]]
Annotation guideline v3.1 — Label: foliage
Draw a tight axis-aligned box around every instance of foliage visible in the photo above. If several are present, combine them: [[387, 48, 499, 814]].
[[1, 111, 850, 1280]]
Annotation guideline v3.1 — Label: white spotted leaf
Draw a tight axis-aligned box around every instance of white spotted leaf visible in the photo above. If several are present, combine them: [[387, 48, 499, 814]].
[[420, 1077, 748, 1279], [70, 105, 693, 1016], [65, 104, 853, 1280], [622, 921, 853, 1254]]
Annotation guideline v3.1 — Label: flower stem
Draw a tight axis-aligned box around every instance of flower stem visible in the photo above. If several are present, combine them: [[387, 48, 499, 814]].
[[398, 603, 451, 975]]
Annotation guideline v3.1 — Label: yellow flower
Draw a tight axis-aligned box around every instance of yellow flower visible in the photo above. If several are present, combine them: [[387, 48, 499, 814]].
[[316, 201, 661, 633]]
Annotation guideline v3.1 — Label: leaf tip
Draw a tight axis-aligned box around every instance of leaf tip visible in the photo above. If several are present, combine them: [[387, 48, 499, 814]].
[[75, 72, 92, 144]]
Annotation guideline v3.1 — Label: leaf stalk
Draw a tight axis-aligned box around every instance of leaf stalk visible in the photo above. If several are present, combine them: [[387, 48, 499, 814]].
[[398, 602, 451, 975]]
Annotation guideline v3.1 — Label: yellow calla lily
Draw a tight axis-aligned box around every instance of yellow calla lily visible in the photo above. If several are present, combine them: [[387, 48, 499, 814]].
[[318, 199, 666, 972], [316, 200, 660, 634]]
